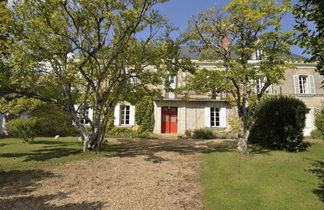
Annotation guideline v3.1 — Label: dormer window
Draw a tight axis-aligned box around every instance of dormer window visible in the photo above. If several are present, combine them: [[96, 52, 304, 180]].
[[165, 75, 177, 99], [251, 49, 263, 60]]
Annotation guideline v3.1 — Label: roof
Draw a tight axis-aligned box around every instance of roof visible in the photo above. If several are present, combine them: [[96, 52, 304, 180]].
[[179, 46, 306, 60]]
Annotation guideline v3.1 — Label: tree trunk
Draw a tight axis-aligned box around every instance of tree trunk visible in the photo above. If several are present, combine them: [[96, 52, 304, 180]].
[[82, 133, 90, 152], [237, 117, 249, 154]]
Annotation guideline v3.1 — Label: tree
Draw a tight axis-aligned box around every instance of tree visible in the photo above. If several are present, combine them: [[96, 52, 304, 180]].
[[182, 0, 294, 154], [1, 0, 189, 151], [293, 0, 324, 74]]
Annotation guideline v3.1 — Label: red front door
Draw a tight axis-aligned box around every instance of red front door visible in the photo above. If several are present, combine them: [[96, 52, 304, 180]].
[[161, 107, 178, 133]]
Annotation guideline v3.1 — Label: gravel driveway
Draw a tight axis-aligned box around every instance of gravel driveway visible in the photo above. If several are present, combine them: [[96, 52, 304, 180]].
[[0, 138, 235, 210]]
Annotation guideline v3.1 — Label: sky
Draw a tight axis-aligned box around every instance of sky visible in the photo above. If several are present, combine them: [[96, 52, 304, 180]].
[[154, 0, 308, 57]]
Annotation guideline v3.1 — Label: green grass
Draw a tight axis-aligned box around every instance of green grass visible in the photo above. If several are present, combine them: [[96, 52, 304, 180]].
[[201, 139, 324, 210], [0, 137, 118, 171]]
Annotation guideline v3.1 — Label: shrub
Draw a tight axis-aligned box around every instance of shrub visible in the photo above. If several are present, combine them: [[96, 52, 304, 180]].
[[314, 107, 324, 138], [184, 129, 193, 138], [310, 129, 323, 139], [192, 128, 215, 139], [29, 103, 79, 136], [249, 95, 309, 152], [107, 127, 137, 138], [106, 126, 156, 139], [6, 117, 39, 143], [135, 98, 154, 134]]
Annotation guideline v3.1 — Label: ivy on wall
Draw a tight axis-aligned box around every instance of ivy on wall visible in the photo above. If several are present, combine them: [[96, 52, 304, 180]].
[[135, 97, 154, 134]]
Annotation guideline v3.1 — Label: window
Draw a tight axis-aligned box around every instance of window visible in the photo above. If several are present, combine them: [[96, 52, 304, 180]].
[[256, 79, 263, 93], [80, 109, 90, 125], [165, 75, 177, 99], [210, 107, 220, 127], [254, 78, 272, 94], [251, 49, 263, 60], [294, 75, 315, 95], [299, 75, 307, 94], [120, 105, 130, 125], [73, 104, 92, 126]]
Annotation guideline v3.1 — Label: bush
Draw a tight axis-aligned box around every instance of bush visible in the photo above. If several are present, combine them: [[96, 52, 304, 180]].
[[107, 127, 137, 138], [310, 129, 323, 139], [249, 96, 309, 152], [29, 103, 79, 136], [6, 117, 39, 143], [184, 129, 193, 138], [192, 128, 215, 139], [314, 107, 324, 139]]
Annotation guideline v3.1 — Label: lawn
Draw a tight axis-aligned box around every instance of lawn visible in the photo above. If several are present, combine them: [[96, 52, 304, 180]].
[[201, 138, 324, 210], [0, 137, 118, 171]]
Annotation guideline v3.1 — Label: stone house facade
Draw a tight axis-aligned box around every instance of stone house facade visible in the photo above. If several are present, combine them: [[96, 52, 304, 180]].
[[113, 49, 323, 136]]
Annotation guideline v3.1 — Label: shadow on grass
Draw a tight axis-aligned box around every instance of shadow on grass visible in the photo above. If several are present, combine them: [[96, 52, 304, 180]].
[[307, 160, 324, 202], [0, 147, 82, 162], [0, 194, 104, 210], [105, 138, 236, 163], [32, 140, 80, 146], [0, 143, 7, 147], [248, 144, 271, 155]]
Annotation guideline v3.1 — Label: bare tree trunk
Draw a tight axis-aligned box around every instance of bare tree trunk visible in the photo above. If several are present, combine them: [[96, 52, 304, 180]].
[[237, 117, 249, 154]]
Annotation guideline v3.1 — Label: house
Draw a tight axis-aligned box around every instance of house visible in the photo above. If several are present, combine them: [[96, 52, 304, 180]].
[[113, 47, 324, 136]]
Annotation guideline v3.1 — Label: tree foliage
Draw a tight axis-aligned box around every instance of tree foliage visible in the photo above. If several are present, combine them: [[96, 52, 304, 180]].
[[182, 0, 294, 154], [293, 0, 324, 74], [1, 0, 190, 151]]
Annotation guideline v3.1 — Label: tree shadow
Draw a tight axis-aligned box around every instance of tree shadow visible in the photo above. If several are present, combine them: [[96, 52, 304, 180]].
[[0, 148, 81, 162], [105, 138, 236, 163], [32, 140, 80, 146], [248, 144, 271, 155], [0, 143, 7, 147], [307, 160, 324, 202], [0, 193, 104, 210], [0, 169, 56, 196]]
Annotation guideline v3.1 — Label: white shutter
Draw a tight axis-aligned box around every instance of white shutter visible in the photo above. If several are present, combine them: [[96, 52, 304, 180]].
[[220, 107, 227, 128], [293, 75, 300, 94], [205, 107, 210, 127], [88, 108, 93, 121], [129, 105, 135, 126], [114, 104, 120, 126], [309, 75, 315, 94], [266, 85, 273, 94]]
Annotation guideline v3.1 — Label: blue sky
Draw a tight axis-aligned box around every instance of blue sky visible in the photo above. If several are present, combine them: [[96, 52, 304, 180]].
[[155, 0, 307, 57]]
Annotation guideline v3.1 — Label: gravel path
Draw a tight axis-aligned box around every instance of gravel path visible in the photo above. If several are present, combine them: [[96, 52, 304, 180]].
[[0, 138, 235, 210]]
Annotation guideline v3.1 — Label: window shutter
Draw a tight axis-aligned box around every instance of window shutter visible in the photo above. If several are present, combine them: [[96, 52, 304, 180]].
[[205, 107, 210, 127], [220, 107, 227, 128], [114, 104, 120, 126], [309, 75, 315, 94], [129, 105, 135, 126], [293, 75, 300, 94], [266, 85, 273, 94], [88, 108, 93, 121]]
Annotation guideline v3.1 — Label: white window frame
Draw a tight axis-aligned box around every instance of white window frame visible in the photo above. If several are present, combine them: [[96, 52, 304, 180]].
[[165, 75, 177, 99], [205, 106, 227, 128], [210, 107, 220, 127], [294, 74, 315, 95], [120, 105, 130, 126], [254, 78, 272, 94]]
